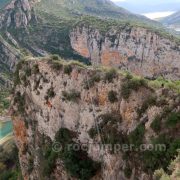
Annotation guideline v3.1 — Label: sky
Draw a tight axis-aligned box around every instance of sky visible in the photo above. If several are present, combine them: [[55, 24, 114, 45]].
[[111, 0, 180, 19]]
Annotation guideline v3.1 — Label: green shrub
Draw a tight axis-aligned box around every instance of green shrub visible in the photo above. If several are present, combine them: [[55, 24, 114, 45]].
[[88, 128, 97, 139], [69, 61, 87, 68], [121, 83, 131, 99], [128, 78, 147, 91], [0, 142, 22, 180], [55, 128, 73, 144], [51, 54, 60, 60], [0, 170, 17, 180], [125, 73, 133, 80], [0, 162, 6, 173], [13, 92, 25, 114], [104, 69, 117, 83], [0, 91, 10, 114], [41, 135, 59, 177], [108, 90, 118, 103], [27, 157, 34, 173], [124, 165, 132, 178], [62, 147, 100, 180], [166, 112, 180, 128], [151, 116, 161, 132], [21, 75, 29, 87], [40, 136, 56, 177], [46, 87, 56, 99], [137, 96, 157, 118], [43, 128, 101, 179], [64, 65, 72, 75], [43, 150, 57, 176], [14, 60, 25, 86], [50, 61, 63, 71], [142, 135, 180, 172], [62, 89, 80, 102], [148, 77, 180, 93], [88, 113, 123, 147], [128, 124, 145, 148], [57, 128, 100, 179], [32, 64, 39, 74], [121, 77, 147, 99], [25, 67, 31, 77], [84, 73, 101, 89]]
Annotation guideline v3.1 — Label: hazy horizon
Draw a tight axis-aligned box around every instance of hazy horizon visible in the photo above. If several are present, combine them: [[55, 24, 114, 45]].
[[111, 0, 180, 19]]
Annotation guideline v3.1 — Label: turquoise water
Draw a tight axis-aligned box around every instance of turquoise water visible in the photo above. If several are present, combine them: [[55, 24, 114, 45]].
[[0, 0, 11, 9], [0, 121, 13, 139]]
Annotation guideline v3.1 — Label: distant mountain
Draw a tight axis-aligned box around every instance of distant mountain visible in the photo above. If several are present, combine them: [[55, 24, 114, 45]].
[[0, 1, 180, 180], [0, 0, 179, 88], [161, 11, 180, 25], [36, 0, 156, 24], [115, 0, 180, 14], [160, 11, 180, 34]]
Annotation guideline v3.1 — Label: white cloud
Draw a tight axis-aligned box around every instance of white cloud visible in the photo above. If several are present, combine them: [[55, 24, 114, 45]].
[[143, 11, 175, 20]]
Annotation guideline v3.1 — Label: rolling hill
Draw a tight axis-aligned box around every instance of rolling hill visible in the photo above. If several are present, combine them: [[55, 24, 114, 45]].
[[35, 0, 159, 25]]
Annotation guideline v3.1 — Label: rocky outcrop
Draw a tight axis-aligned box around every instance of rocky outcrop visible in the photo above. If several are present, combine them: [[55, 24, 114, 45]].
[[70, 26, 180, 80], [0, 0, 37, 29], [0, 34, 21, 87], [0, 0, 38, 86], [0, 35, 20, 70], [11, 58, 180, 180]]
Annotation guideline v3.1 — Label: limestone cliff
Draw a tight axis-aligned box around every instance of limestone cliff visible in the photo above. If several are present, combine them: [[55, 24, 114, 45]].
[[11, 57, 180, 180], [70, 25, 180, 80], [0, 34, 21, 87], [0, 0, 37, 29], [0, 0, 179, 86], [0, 0, 38, 86]]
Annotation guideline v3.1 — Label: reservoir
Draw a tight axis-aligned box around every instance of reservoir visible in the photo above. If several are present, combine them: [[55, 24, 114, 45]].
[[0, 120, 13, 140]]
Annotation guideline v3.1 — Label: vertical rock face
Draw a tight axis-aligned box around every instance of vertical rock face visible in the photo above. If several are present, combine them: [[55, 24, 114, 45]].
[[0, 0, 37, 86], [0, 0, 36, 29], [0, 34, 20, 87], [70, 26, 180, 80], [0, 36, 20, 70], [11, 58, 180, 180]]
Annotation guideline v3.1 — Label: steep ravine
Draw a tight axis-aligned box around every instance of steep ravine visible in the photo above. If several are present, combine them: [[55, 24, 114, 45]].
[[0, 34, 20, 87], [0, 0, 179, 86], [0, 0, 37, 29], [11, 57, 180, 180], [70, 25, 180, 80], [0, 0, 37, 86]]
